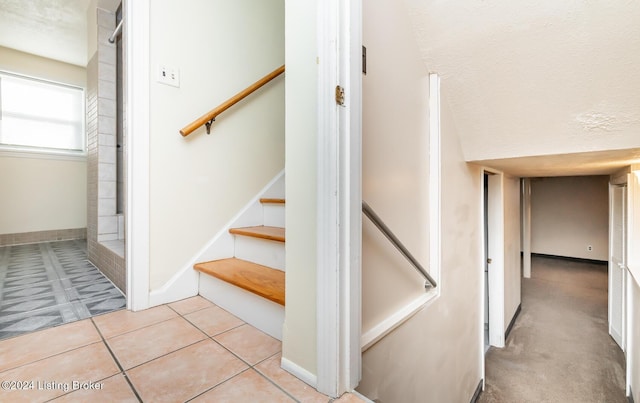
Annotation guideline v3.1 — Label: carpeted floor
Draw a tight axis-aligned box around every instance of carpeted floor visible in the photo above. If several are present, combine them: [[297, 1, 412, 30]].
[[479, 255, 627, 403], [0, 240, 125, 340]]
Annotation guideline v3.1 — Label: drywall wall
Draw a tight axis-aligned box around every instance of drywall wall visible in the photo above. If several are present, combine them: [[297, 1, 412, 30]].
[[531, 176, 609, 261], [0, 156, 87, 234], [0, 47, 87, 236], [147, 0, 284, 289], [357, 4, 482, 398], [358, 80, 483, 402], [281, 0, 318, 379], [361, 0, 431, 335], [503, 174, 522, 331], [0, 46, 86, 87]]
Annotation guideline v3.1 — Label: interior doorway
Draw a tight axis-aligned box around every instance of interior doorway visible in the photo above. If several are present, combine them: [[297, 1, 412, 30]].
[[484, 173, 490, 352]]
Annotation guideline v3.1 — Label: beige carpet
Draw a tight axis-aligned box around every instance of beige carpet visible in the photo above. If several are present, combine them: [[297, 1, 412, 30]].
[[479, 256, 627, 403]]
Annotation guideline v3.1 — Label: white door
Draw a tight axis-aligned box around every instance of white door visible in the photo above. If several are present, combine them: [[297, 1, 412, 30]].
[[609, 184, 627, 350], [486, 172, 505, 348]]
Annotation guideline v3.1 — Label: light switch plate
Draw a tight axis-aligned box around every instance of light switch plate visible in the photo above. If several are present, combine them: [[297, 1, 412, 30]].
[[157, 65, 180, 87]]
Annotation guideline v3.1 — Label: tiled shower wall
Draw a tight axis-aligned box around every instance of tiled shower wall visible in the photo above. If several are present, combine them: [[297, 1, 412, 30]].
[[86, 8, 126, 293]]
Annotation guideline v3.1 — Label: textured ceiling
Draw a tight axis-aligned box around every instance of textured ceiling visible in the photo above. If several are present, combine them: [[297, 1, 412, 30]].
[[0, 0, 89, 66], [405, 0, 640, 176], [0, 0, 120, 66]]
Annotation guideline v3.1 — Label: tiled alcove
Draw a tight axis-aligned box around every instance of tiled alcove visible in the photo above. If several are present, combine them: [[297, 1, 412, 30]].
[[86, 7, 125, 293]]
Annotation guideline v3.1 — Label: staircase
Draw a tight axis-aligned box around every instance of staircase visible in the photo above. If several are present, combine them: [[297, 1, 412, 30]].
[[196, 197, 286, 340]]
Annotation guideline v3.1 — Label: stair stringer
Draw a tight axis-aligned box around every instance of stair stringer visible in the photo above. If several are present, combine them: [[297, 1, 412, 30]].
[[148, 170, 284, 307]]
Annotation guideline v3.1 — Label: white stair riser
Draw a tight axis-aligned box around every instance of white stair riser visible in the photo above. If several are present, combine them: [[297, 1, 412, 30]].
[[199, 274, 284, 340], [234, 236, 285, 271], [263, 204, 285, 228]]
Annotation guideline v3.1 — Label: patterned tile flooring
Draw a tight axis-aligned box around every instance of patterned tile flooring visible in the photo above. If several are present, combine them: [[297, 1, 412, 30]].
[[0, 240, 125, 340]]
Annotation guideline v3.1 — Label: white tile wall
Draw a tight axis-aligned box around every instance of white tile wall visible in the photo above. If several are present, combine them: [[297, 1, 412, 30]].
[[86, 8, 126, 292]]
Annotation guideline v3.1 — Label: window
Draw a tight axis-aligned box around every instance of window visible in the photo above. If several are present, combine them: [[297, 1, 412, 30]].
[[0, 72, 85, 153]]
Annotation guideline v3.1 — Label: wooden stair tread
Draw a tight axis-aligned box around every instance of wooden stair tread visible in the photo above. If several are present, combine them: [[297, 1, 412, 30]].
[[229, 226, 285, 242], [195, 258, 285, 305], [260, 198, 285, 204]]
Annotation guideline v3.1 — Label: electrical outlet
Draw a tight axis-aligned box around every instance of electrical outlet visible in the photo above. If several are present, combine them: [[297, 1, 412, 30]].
[[587, 245, 593, 251], [157, 65, 180, 87]]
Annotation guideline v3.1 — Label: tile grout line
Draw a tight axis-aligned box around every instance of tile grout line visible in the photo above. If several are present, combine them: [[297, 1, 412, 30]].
[[88, 317, 143, 403], [92, 309, 179, 340], [0, 337, 105, 375], [174, 304, 306, 402], [251, 352, 307, 403], [183, 367, 254, 402]]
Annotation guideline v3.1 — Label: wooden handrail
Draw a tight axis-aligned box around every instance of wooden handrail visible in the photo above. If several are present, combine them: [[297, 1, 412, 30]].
[[180, 65, 285, 137]]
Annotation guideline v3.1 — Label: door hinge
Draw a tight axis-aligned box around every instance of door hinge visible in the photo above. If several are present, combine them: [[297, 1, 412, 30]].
[[335, 85, 345, 106]]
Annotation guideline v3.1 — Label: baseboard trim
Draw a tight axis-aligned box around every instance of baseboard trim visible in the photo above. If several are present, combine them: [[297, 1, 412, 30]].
[[470, 379, 483, 403], [505, 304, 521, 341], [531, 253, 607, 265], [148, 267, 199, 307], [0, 228, 86, 247], [281, 356, 317, 389]]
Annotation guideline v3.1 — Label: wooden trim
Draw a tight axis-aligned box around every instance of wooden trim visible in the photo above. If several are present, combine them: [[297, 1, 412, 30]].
[[180, 65, 285, 137]]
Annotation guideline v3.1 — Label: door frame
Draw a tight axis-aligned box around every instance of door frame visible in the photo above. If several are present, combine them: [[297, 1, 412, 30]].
[[125, 0, 151, 311], [316, 0, 363, 396], [484, 169, 506, 348]]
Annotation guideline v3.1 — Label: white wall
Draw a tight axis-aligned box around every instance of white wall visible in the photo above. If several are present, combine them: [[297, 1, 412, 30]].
[[0, 47, 87, 235], [361, 0, 431, 338], [503, 174, 522, 330], [0, 46, 86, 87], [282, 0, 319, 378], [357, 16, 483, 394], [0, 156, 87, 234], [531, 176, 609, 261], [358, 85, 483, 403], [147, 0, 284, 289]]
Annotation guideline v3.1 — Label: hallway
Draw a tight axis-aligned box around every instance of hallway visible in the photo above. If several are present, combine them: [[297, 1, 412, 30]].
[[480, 256, 626, 402]]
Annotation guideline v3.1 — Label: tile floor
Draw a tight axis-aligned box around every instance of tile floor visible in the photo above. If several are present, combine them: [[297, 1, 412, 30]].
[[0, 296, 368, 402], [0, 240, 126, 340]]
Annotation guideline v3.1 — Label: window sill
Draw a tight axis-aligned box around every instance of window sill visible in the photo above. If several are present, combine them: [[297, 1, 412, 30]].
[[0, 146, 87, 162]]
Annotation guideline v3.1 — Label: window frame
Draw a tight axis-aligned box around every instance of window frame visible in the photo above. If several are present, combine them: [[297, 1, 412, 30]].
[[0, 71, 86, 159]]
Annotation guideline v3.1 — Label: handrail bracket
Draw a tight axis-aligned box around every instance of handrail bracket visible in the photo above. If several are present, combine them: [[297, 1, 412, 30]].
[[205, 118, 215, 134]]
